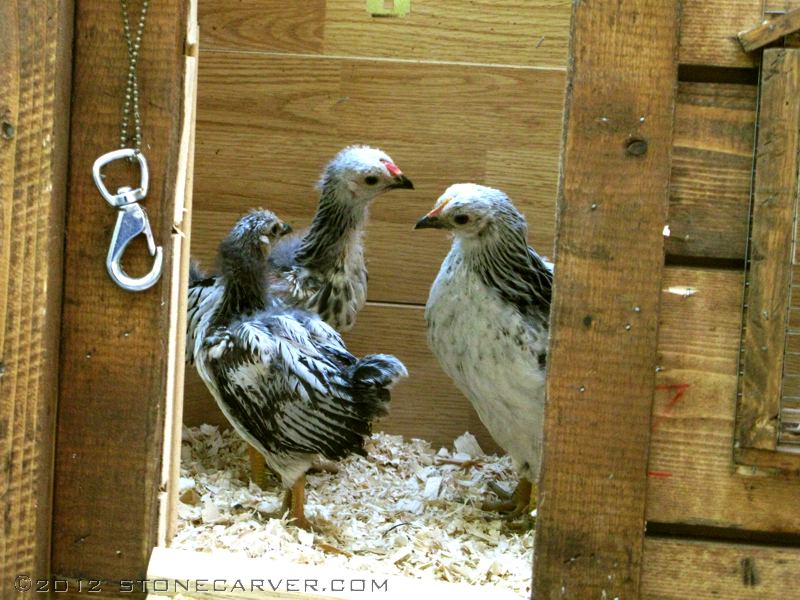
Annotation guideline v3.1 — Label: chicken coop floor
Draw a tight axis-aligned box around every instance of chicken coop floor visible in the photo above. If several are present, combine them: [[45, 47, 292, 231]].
[[173, 425, 534, 598]]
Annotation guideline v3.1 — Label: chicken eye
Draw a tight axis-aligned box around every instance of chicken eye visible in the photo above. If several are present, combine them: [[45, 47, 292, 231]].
[[270, 223, 281, 235], [364, 175, 379, 185], [454, 214, 470, 225]]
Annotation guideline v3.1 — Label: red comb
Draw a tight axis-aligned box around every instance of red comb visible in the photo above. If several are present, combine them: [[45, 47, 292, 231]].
[[380, 158, 402, 177]]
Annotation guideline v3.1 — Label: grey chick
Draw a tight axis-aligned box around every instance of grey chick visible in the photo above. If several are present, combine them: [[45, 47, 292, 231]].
[[194, 209, 408, 530], [415, 183, 552, 520], [187, 145, 414, 365]]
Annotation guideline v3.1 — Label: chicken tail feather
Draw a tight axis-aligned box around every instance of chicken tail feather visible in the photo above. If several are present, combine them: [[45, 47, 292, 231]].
[[348, 354, 408, 389]]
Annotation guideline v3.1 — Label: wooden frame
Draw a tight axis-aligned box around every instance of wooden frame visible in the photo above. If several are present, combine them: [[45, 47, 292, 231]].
[[51, 0, 192, 591], [533, 0, 681, 597], [0, 1, 73, 596], [735, 48, 800, 472]]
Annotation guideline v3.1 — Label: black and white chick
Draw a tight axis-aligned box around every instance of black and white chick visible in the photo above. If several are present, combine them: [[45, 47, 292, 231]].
[[195, 209, 408, 530], [187, 146, 413, 364], [415, 183, 553, 521]]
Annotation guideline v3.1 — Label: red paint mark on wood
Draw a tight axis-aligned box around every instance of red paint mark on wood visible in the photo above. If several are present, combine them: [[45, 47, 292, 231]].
[[647, 470, 673, 478], [652, 383, 690, 431]]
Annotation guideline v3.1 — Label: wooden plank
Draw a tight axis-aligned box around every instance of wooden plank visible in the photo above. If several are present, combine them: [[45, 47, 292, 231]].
[[147, 546, 521, 600], [199, 0, 571, 68], [159, 0, 199, 546], [739, 7, 800, 52], [0, 1, 72, 595], [737, 49, 800, 453], [647, 267, 800, 532], [641, 537, 800, 599], [532, 1, 680, 597], [191, 53, 563, 305], [52, 0, 189, 585], [183, 303, 501, 454], [680, 0, 762, 67], [666, 82, 756, 260]]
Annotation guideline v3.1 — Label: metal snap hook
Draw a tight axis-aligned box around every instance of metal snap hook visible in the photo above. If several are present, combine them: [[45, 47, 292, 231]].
[[107, 203, 163, 292], [93, 148, 163, 292]]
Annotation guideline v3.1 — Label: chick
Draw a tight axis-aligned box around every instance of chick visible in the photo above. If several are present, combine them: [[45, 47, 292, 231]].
[[416, 184, 552, 522], [195, 210, 407, 530]]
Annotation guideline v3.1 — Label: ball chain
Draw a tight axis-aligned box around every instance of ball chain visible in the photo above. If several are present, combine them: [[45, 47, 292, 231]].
[[119, 0, 149, 152]]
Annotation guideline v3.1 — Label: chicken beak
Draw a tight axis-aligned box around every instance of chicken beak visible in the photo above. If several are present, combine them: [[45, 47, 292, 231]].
[[414, 214, 444, 230], [281, 222, 293, 236], [389, 174, 414, 190]]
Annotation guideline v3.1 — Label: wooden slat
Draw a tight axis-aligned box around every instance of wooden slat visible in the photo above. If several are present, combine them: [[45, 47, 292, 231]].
[[52, 0, 189, 585], [783, 50, 800, 447], [737, 49, 800, 453], [647, 267, 800, 532], [667, 82, 756, 260], [191, 52, 563, 305], [532, 1, 680, 597], [641, 537, 800, 599], [183, 303, 501, 454], [147, 546, 521, 600], [0, 1, 72, 594], [680, 0, 762, 67], [159, 0, 199, 546], [739, 7, 800, 52], [199, 0, 571, 68], [200, 1, 800, 71]]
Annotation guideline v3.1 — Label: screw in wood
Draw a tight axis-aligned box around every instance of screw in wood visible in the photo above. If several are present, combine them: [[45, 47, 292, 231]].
[[1, 121, 14, 139], [625, 137, 648, 156]]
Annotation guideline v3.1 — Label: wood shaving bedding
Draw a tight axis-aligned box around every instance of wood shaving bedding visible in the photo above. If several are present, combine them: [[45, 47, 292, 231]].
[[173, 425, 533, 598]]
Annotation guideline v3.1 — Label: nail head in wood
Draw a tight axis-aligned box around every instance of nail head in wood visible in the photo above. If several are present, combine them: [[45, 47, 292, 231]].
[[1, 120, 14, 140], [625, 137, 648, 156]]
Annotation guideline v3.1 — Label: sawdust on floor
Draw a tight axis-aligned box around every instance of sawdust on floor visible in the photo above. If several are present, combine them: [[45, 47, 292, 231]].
[[173, 425, 534, 598]]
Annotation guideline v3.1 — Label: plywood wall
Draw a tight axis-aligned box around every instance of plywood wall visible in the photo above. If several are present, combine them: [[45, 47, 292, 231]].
[[184, 0, 572, 451]]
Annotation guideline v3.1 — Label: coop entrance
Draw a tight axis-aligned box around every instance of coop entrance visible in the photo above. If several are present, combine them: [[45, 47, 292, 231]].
[[159, 0, 566, 596]]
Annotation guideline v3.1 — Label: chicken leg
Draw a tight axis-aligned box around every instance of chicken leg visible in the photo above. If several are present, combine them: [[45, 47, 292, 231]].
[[288, 475, 313, 531], [250, 448, 338, 487], [248, 446, 272, 489], [483, 478, 535, 519]]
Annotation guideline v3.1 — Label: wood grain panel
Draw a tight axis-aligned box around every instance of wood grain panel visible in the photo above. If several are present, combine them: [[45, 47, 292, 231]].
[[680, 0, 762, 67], [191, 53, 563, 305], [199, 1, 325, 55], [533, 0, 680, 596], [199, 0, 571, 68], [680, 0, 800, 67], [0, 1, 72, 593], [641, 537, 800, 599], [52, 0, 189, 585], [667, 82, 756, 260], [183, 302, 501, 454], [647, 267, 800, 532]]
